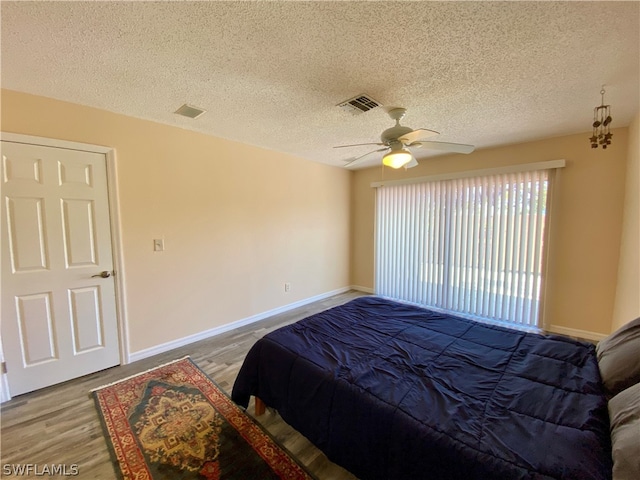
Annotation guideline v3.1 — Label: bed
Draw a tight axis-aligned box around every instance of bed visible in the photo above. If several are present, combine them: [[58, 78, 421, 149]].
[[231, 296, 614, 480]]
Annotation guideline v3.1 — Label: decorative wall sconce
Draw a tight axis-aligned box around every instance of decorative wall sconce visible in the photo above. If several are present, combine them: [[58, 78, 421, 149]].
[[590, 87, 613, 149]]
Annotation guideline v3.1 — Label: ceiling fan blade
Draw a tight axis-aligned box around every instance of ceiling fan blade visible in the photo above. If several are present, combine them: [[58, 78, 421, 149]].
[[398, 128, 439, 144], [334, 142, 384, 149], [410, 141, 475, 154], [404, 157, 419, 169], [343, 147, 389, 167]]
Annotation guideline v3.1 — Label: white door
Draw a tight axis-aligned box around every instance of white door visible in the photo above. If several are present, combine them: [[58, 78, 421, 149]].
[[1, 140, 120, 396]]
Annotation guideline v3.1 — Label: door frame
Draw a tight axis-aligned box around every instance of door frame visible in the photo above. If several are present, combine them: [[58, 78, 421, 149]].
[[0, 132, 130, 401]]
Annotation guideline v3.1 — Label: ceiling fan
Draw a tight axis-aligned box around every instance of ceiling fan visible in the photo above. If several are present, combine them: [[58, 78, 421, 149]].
[[335, 108, 475, 169]]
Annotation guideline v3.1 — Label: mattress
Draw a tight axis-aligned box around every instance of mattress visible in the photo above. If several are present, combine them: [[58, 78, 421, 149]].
[[232, 296, 612, 479]]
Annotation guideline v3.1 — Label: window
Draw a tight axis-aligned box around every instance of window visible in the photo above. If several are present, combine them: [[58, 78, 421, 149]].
[[375, 166, 557, 328]]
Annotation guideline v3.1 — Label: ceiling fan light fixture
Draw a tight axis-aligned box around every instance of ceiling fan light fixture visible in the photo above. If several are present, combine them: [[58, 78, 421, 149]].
[[334, 107, 474, 168], [382, 149, 413, 169]]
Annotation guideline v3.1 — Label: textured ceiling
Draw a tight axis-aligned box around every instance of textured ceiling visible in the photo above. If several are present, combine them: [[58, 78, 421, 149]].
[[1, 1, 639, 169]]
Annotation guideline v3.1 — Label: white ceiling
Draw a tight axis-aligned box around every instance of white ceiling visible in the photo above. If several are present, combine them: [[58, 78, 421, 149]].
[[2, 1, 639, 169]]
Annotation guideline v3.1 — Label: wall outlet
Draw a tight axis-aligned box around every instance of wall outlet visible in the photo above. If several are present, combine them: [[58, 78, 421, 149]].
[[153, 238, 164, 252], [284, 282, 291, 293]]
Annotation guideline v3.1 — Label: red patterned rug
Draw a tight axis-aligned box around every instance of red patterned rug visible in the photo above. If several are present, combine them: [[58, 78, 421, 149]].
[[92, 357, 315, 480]]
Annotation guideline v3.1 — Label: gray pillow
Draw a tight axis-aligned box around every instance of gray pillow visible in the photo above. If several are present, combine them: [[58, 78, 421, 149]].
[[608, 383, 640, 480], [596, 317, 640, 397]]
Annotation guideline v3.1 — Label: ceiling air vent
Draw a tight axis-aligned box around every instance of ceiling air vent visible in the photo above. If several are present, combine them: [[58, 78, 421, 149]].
[[174, 103, 206, 119], [337, 94, 381, 115]]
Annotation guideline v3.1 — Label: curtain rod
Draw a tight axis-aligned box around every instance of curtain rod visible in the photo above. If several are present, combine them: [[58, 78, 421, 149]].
[[371, 159, 566, 188]]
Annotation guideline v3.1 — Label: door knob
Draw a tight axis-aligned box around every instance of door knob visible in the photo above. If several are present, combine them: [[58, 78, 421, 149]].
[[91, 271, 111, 278]]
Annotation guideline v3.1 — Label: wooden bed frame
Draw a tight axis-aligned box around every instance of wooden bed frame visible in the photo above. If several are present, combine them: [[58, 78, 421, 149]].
[[254, 396, 266, 416]]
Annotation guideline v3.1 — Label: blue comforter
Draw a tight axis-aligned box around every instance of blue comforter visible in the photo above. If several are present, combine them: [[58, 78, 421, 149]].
[[232, 296, 612, 479]]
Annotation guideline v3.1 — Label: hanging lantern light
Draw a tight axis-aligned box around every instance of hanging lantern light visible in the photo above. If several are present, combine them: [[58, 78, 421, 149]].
[[589, 87, 613, 149]]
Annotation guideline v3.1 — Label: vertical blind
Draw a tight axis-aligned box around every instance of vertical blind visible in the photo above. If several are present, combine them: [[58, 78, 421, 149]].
[[375, 169, 551, 328]]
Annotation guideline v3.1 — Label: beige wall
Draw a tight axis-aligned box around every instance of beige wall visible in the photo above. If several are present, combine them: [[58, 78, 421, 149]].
[[613, 112, 640, 330], [352, 129, 629, 337], [1, 89, 351, 355], [2, 87, 634, 349]]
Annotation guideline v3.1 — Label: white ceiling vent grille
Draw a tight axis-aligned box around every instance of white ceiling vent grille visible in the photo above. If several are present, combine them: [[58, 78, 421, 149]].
[[337, 94, 381, 115], [174, 104, 206, 119]]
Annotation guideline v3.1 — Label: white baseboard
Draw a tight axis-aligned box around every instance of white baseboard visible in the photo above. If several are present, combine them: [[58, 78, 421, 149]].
[[545, 324, 608, 342], [351, 285, 374, 294], [128, 286, 352, 363]]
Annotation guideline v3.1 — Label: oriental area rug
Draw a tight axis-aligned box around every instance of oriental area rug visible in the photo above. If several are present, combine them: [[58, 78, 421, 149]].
[[92, 357, 315, 480]]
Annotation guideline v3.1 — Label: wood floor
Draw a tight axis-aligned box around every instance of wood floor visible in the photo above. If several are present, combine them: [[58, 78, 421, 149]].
[[0, 290, 366, 479]]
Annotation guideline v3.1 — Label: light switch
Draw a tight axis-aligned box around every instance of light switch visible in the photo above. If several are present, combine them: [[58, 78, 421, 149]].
[[153, 238, 164, 252]]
